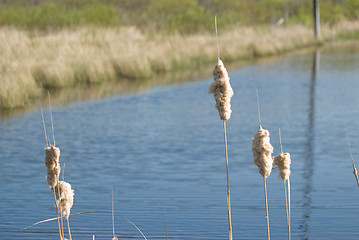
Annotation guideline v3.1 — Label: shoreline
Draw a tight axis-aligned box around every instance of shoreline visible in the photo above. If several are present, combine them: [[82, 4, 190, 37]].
[[1, 21, 359, 110]]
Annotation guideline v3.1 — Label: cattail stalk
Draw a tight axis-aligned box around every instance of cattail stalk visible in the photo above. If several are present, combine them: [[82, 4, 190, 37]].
[[42, 95, 70, 240], [263, 178, 270, 240], [345, 132, 359, 187], [165, 221, 168, 240], [288, 178, 291, 234], [49, 92, 65, 238], [224, 120, 233, 240], [252, 90, 273, 240], [273, 129, 291, 240], [284, 181, 289, 236], [57, 179, 65, 238], [66, 218, 72, 240], [112, 188, 118, 240], [52, 183, 63, 240], [209, 15, 234, 240], [42, 107, 63, 240]]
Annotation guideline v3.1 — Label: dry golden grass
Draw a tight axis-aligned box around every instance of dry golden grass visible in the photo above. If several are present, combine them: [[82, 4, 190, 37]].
[[1, 22, 359, 109]]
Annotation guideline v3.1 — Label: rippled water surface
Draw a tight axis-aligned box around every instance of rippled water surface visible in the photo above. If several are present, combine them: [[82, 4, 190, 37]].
[[1, 43, 359, 239]]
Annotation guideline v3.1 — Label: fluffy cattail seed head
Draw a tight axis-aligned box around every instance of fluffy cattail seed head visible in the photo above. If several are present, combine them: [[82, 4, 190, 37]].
[[45, 146, 61, 188], [273, 152, 291, 181], [56, 181, 74, 219], [209, 59, 234, 120], [252, 128, 274, 178]]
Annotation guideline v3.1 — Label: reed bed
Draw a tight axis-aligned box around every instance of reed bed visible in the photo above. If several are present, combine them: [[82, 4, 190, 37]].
[[1, 21, 359, 109]]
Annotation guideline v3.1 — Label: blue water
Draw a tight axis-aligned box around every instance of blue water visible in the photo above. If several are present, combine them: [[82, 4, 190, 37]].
[[1, 44, 359, 239]]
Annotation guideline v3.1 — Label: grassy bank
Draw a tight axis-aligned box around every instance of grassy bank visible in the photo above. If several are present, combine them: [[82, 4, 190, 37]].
[[1, 21, 359, 109]]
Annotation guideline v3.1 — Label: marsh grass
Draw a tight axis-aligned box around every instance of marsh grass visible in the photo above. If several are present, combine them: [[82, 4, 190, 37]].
[[1, 22, 359, 109]]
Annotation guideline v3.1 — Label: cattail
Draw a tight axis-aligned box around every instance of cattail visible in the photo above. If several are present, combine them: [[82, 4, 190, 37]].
[[252, 128, 274, 178], [45, 145, 61, 189], [253, 90, 273, 240], [209, 59, 234, 121], [274, 153, 291, 181], [209, 16, 234, 240], [275, 129, 291, 240], [56, 181, 74, 219]]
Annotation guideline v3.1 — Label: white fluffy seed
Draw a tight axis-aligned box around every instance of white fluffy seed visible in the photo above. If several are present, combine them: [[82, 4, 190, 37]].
[[45, 146, 61, 189], [56, 181, 74, 219], [273, 152, 291, 181], [209, 59, 234, 120], [252, 128, 274, 178]]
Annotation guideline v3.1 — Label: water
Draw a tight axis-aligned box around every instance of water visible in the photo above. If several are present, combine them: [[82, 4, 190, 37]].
[[1, 43, 359, 239]]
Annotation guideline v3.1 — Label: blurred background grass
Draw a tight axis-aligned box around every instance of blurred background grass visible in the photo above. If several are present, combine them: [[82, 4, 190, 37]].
[[0, 0, 358, 33]]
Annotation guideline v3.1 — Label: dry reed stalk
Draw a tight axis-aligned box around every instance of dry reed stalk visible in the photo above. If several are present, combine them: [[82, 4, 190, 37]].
[[56, 173, 65, 239], [48, 92, 65, 238], [208, 15, 234, 240], [112, 188, 118, 240], [165, 221, 168, 240], [345, 132, 359, 187], [273, 129, 291, 240], [252, 90, 273, 240]]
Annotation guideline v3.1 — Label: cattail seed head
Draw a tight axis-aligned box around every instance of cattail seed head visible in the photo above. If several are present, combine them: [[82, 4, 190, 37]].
[[273, 152, 291, 181], [353, 166, 358, 177], [209, 59, 234, 120], [45, 146, 61, 188], [252, 128, 274, 178], [56, 181, 74, 219]]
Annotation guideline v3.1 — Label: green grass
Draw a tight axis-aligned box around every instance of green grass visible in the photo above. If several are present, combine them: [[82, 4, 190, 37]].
[[338, 32, 359, 40], [0, 0, 358, 33], [0, 2, 119, 30]]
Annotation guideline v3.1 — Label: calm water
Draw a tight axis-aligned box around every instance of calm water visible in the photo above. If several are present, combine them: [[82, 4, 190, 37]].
[[1, 43, 359, 240]]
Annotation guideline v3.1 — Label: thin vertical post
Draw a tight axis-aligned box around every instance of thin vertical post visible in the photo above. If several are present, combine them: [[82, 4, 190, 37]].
[[313, 0, 320, 39]]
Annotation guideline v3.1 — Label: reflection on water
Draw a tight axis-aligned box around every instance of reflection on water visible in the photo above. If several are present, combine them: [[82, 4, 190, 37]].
[[1, 42, 359, 239], [0, 68, 212, 120], [300, 49, 319, 239], [0, 50, 311, 121]]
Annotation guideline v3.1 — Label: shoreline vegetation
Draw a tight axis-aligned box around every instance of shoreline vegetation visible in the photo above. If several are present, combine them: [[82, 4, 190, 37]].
[[1, 21, 359, 110], [0, 0, 359, 110]]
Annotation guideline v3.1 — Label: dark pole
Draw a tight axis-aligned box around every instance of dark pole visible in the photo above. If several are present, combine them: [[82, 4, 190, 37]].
[[313, 0, 320, 38]]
